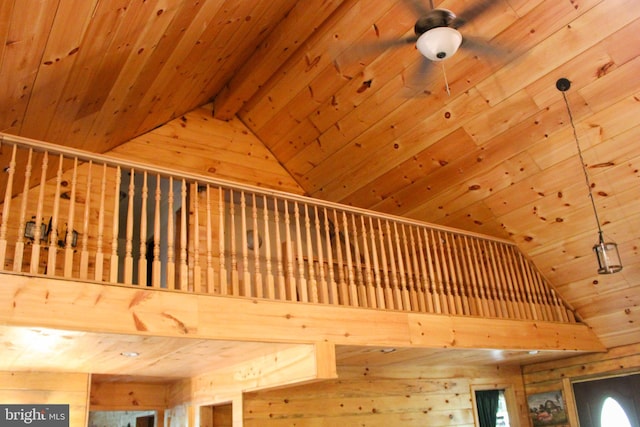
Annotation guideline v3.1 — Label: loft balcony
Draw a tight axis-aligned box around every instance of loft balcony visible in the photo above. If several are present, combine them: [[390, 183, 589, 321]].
[[0, 133, 603, 386]]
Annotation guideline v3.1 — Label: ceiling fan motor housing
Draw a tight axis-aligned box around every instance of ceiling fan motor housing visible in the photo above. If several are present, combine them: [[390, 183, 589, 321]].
[[414, 8, 456, 35], [414, 9, 461, 61]]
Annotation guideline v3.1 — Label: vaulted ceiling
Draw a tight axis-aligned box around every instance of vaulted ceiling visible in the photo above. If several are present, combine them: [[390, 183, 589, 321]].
[[1, 0, 639, 353]]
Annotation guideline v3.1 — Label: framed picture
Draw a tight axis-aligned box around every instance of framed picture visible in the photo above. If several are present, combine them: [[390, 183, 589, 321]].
[[527, 390, 568, 426]]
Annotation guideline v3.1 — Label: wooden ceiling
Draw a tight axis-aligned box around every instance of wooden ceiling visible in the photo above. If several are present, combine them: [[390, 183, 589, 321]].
[[1, 0, 639, 376]]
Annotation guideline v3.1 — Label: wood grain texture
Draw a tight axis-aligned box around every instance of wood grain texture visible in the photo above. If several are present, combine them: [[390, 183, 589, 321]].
[[0, 0, 639, 398]]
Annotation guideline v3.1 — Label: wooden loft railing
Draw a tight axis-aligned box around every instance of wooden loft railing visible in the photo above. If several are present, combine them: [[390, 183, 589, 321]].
[[0, 133, 577, 323]]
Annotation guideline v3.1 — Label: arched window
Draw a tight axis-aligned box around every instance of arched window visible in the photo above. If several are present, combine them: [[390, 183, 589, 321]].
[[601, 397, 632, 427]]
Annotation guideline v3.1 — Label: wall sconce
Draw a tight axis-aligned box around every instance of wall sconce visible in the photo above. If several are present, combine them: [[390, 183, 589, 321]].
[[24, 219, 48, 241], [24, 217, 78, 248], [58, 228, 78, 248], [556, 78, 622, 274]]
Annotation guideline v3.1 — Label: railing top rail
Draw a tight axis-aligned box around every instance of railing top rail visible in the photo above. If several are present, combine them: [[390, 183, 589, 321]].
[[0, 132, 516, 245]]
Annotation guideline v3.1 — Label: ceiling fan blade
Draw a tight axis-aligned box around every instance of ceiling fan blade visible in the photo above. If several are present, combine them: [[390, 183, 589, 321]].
[[461, 35, 510, 57], [451, 0, 501, 29], [347, 35, 419, 61], [402, 56, 434, 96], [401, 0, 433, 18]]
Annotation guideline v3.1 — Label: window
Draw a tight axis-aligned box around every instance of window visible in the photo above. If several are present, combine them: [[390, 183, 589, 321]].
[[474, 388, 513, 427], [601, 397, 631, 427]]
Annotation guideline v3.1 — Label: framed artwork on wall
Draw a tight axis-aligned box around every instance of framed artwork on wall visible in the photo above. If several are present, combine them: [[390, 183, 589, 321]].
[[527, 390, 569, 426]]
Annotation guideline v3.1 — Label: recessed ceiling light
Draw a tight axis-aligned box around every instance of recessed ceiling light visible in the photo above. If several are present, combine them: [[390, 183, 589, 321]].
[[120, 351, 140, 358]]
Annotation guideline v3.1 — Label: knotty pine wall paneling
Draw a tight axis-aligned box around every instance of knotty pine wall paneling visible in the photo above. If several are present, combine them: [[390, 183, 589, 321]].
[[0, 371, 90, 426], [243, 364, 529, 427]]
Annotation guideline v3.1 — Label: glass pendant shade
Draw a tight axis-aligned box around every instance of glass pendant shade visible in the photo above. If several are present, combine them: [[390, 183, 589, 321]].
[[593, 234, 622, 275], [416, 27, 462, 61]]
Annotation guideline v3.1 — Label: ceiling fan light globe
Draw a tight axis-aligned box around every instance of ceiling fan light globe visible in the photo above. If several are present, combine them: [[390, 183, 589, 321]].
[[416, 27, 462, 61]]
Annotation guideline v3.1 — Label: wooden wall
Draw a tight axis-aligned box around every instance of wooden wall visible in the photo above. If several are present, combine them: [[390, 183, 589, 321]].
[[523, 342, 640, 427], [242, 364, 529, 427], [90, 381, 168, 427], [0, 371, 90, 426], [108, 104, 304, 195]]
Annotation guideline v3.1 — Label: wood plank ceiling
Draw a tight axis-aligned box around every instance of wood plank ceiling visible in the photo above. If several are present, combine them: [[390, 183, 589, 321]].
[[0, 0, 638, 362]]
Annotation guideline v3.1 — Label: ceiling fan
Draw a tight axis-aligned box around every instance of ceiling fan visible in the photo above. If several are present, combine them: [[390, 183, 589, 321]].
[[405, 0, 502, 62], [350, 0, 505, 93]]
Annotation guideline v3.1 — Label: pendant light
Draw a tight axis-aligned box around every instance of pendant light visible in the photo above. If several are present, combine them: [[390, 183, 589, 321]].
[[556, 78, 622, 275]]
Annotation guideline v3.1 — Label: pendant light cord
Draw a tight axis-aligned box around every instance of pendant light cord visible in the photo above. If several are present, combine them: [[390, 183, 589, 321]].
[[561, 91, 605, 242]]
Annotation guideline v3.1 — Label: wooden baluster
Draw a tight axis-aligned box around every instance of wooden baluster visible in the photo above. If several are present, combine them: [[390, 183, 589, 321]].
[[263, 195, 275, 299], [367, 217, 383, 309], [152, 175, 162, 288], [350, 214, 366, 308], [284, 200, 296, 301], [421, 228, 441, 314], [429, 229, 449, 314], [31, 151, 48, 274], [377, 218, 393, 310], [240, 191, 251, 297], [192, 183, 201, 293], [332, 209, 347, 305], [550, 287, 570, 322], [179, 179, 188, 290], [13, 148, 33, 272], [304, 204, 317, 303], [342, 212, 358, 306], [79, 160, 93, 279], [359, 216, 375, 308], [251, 194, 262, 298], [481, 240, 504, 318], [532, 265, 554, 321], [501, 244, 524, 319], [166, 176, 176, 290], [400, 224, 418, 311], [0, 144, 17, 268], [123, 169, 135, 284], [293, 202, 308, 302], [491, 241, 515, 319], [521, 253, 542, 320], [62, 156, 78, 278], [414, 227, 433, 313], [0, 145, 18, 270], [450, 234, 470, 314], [109, 166, 121, 283], [524, 259, 546, 320], [393, 222, 410, 310], [474, 238, 495, 317], [138, 172, 148, 286], [443, 233, 463, 315], [408, 226, 425, 312], [47, 154, 64, 277], [509, 248, 531, 319], [436, 231, 457, 314], [385, 220, 402, 310], [462, 236, 484, 317], [274, 198, 286, 300], [205, 185, 214, 293], [323, 208, 338, 304], [545, 279, 563, 322], [218, 187, 227, 295], [94, 164, 107, 281], [229, 190, 240, 296], [507, 246, 532, 320], [314, 206, 328, 303]]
